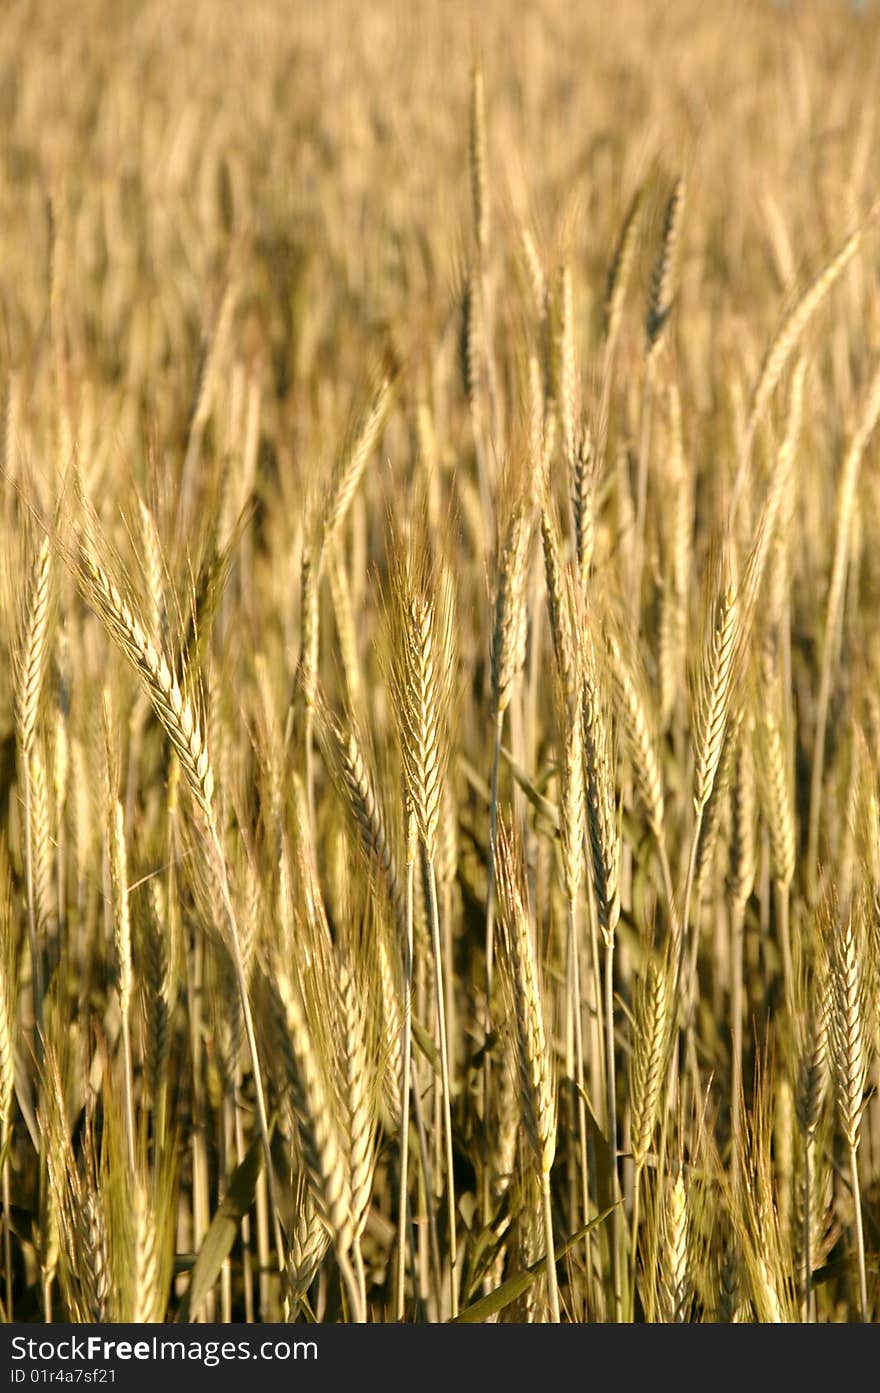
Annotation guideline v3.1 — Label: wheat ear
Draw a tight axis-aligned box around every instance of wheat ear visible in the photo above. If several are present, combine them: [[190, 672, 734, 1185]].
[[15, 535, 53, 1045], [646, 176, 687, 358], [660, 1165, 689, 1323], [634, 176, 687, 614], [733, 200, 878, 512], [597, 184, 644, 464], [272, 968, 364, 1321], [629, 951, 672, 1318], [286, 1179, 330, 1318], [315, 697, 405, 937], [569, 427, 595, 595], [825, 901, 872, 1320], [675, 550, 738, 1031], [605, 184, 645, 362], [795, 957, 829, 1320], [391, 545, 457, 1315], [321, 374, 394, 553], [469, 65, 501, 456]]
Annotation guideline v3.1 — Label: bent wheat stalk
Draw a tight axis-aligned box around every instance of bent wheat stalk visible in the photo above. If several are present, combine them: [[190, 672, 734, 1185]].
[[74, 521, 285, 1274]]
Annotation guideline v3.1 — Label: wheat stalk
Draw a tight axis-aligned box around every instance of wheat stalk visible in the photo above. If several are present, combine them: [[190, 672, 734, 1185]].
[[496, 821, 559, 1322], [807, 353, 880, 889], [75, 511, 285, 1275]]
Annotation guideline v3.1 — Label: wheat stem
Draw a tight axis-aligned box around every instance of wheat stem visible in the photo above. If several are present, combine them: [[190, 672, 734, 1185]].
[[604, 935, 621, 1321], [337, 1246, 365, 1324], [541, 1174, 560, 1324], [630, 1163, 643, 1322], [22, 760, 44, 1056], [730, 899, 745, 1191], [482, 711, 503, 1227], [850, 1143, 867, 1322], [567, 898, 590, 1271], [396, 858, 415, 1321], [425, 856, 457, 1316], [2, 1144, 11, 1319], [802, 1138, 813, 1322], [211, 824, 286, 1277]]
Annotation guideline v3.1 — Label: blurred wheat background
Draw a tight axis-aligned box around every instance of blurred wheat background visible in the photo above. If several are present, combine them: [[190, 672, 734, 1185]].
[[1, 0, 880, 1323]]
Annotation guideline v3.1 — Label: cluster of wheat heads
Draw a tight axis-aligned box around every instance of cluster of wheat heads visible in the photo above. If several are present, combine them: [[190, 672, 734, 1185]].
[[1, 0, 880, 1324]]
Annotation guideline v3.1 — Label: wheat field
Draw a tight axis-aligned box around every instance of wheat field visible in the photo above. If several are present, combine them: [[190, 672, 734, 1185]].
[[1, 0, 879, 1324]]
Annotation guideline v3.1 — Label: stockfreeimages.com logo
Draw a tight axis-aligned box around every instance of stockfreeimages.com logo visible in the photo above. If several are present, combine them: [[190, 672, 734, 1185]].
[[11, 1336, 317, 1370]]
